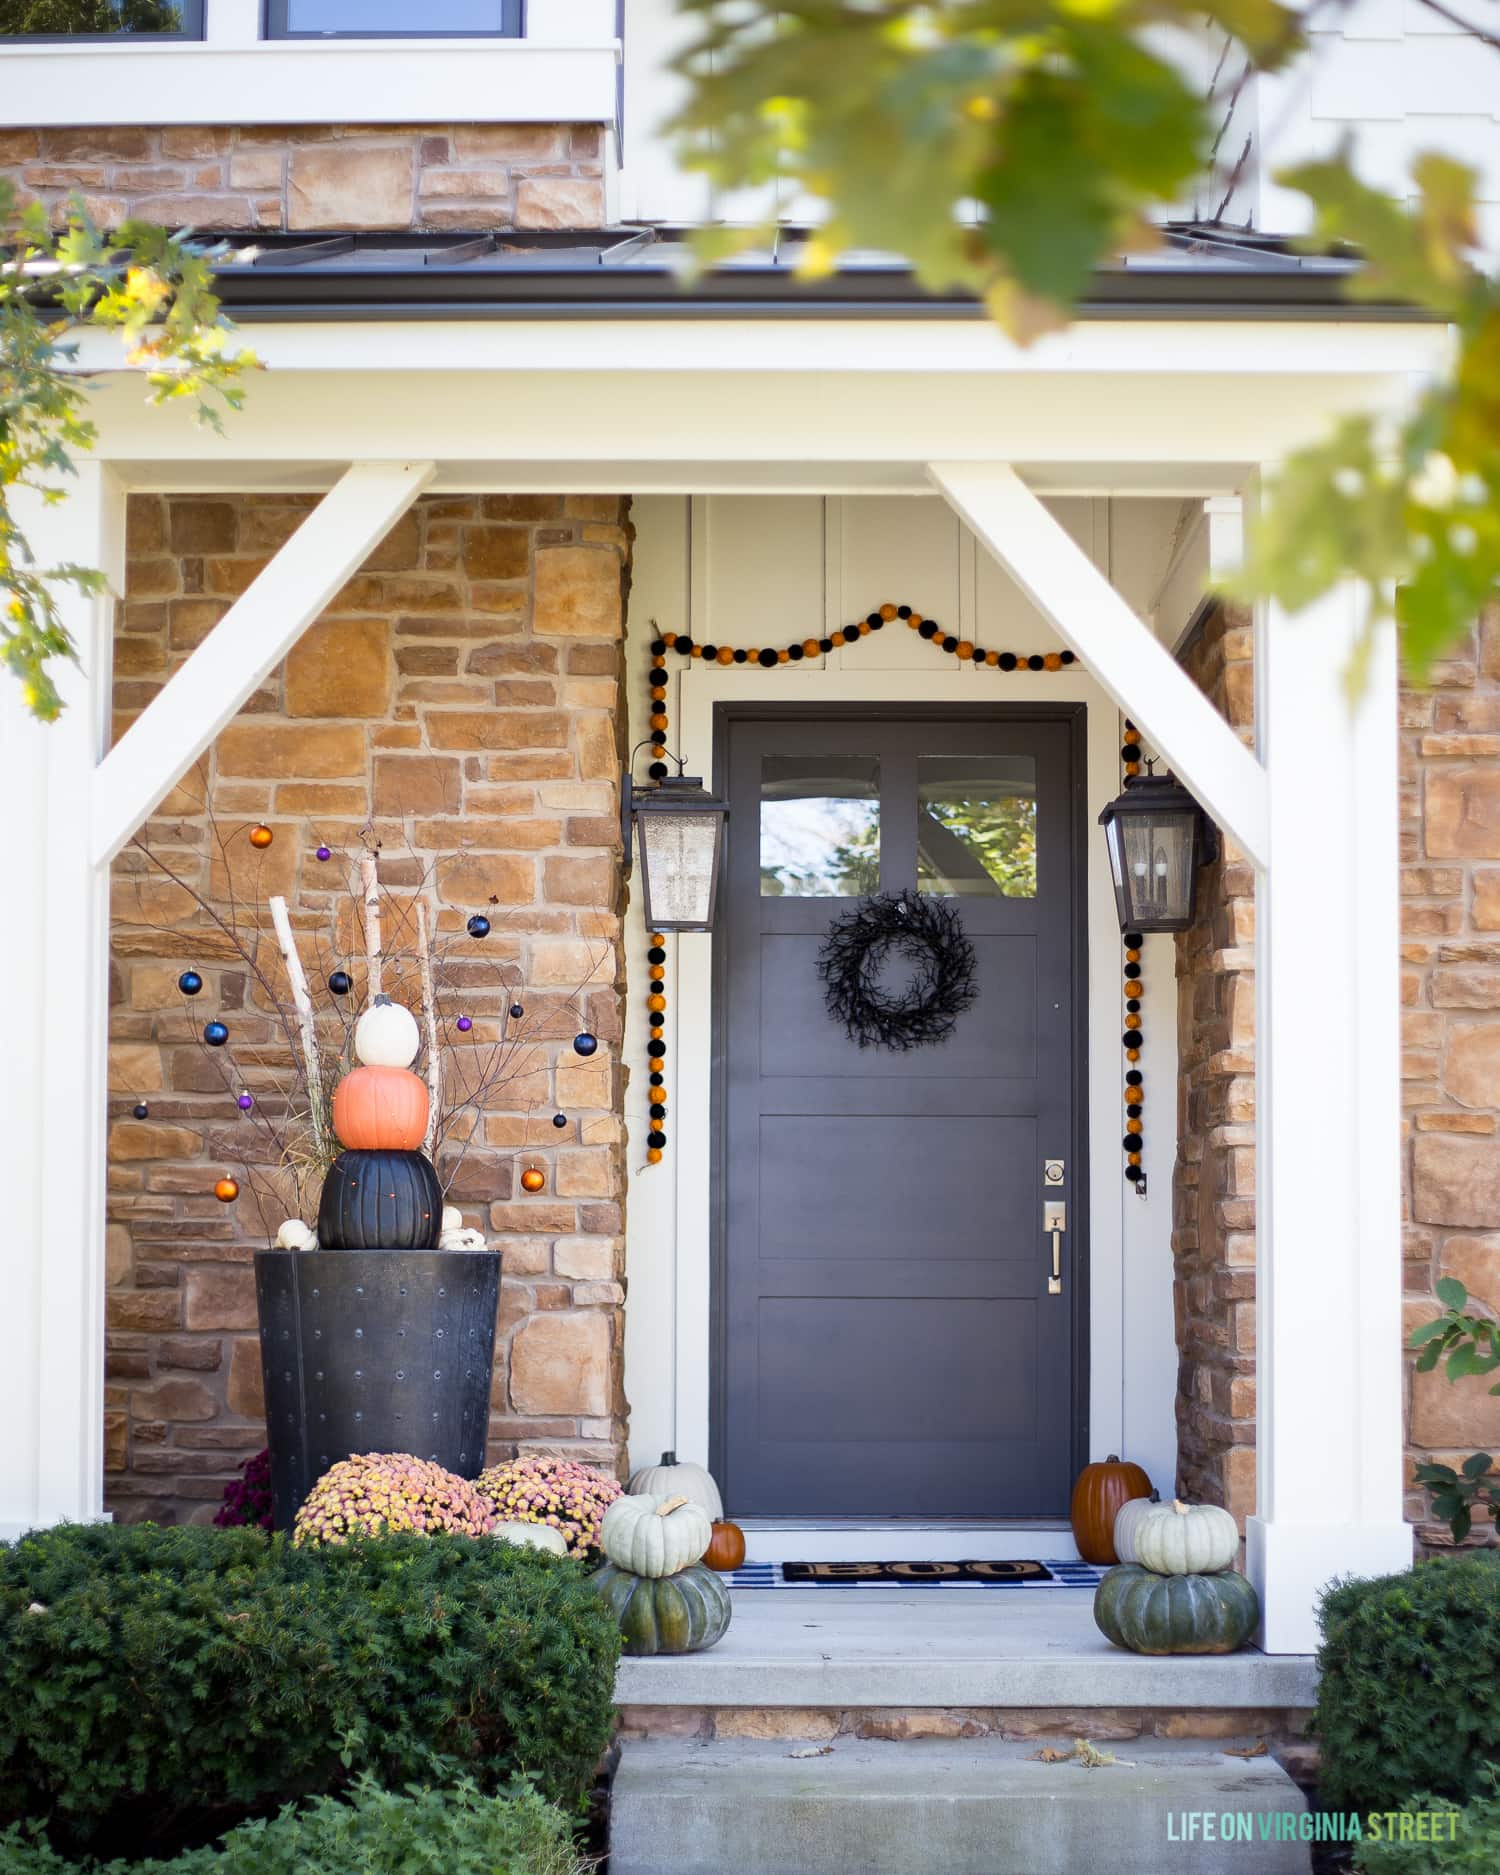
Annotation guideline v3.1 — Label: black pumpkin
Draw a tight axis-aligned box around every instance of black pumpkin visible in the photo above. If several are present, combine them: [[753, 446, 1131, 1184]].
[[316, 1150, 443, 1250]]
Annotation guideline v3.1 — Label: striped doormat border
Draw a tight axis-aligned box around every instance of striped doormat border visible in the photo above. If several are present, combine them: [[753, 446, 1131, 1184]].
[[724, 1559, 1108, 1590]]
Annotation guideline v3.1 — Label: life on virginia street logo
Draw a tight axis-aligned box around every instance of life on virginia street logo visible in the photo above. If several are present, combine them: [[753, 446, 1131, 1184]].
[[1167, 1808, 1461, 1847]]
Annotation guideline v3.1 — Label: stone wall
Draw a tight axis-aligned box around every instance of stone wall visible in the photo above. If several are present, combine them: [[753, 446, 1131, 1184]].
[[0, 124, 604, 232], [105, 491, 632, 1525], [1402, 606, 1500, 1543], [1171, 604, 1258, 1522]]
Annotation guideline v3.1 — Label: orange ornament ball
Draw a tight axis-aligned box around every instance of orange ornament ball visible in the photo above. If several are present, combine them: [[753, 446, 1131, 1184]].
[[520, 1167, 547, 1194], [248, 824, 273, 850], [214, 1176, 239, 1203], [334, 1064, 429, 1152]]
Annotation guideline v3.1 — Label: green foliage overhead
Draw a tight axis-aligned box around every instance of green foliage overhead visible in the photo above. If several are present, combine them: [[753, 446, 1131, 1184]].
[[1, 181, 251, 721], [0, 1776, 587, 1875], [0, 1, 184, 32], [1407, 1275, 1500, 1542], [0, 1522, 620, 1859], [1313, 1553, 1500, 1815], [673, 2, 1500, 679]]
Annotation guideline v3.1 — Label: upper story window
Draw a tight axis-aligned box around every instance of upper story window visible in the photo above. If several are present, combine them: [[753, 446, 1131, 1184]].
[[265, 0, 522, 33], [0, 0, 204, 35]]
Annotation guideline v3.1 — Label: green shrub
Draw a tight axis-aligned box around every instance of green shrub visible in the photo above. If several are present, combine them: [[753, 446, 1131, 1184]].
[[0, 1776, 588, 1875], [1354, 1769, 1500, 1873], [0, 1523, 618, 1858], [1314, 1553, 1500, 1814]]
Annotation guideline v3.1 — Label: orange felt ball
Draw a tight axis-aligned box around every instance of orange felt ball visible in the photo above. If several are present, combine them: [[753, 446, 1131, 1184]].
[[778, 648, 791, 663], [1126, 1047, 1141, 1062], [1123, 728, 1141, 745], [662, 632, 677, 646], [956, 640, 975, 660], [1044, 652, 1062, 671], [214, 1176, 239, 1203], [520, 1167, 546, 1194], [717, 646, 735, 666], [647, 1147, 663, 1164], [879, 603, 898, 621], [648, 993, 666, 1013], [334, 1064, 430, 1151], [803, 639, 821, 657], [985, 650, 1000, 665]]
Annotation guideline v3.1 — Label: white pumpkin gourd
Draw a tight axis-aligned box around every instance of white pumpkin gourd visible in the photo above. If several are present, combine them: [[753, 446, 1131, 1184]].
[[626, 1450, 724, 1522], [1113, 1491, 1161, 1567], [1133, 1498, 1239, 1576], [354, 995, 421, 1070], [602, 1492, 712, 1578], [491, 1520, 568, 1557]]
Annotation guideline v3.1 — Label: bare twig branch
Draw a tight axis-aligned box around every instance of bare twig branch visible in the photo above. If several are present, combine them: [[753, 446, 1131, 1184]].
[[416, 898, 442, 1159], [269, 893, 329, 1162], [360, 851, 383, 997]]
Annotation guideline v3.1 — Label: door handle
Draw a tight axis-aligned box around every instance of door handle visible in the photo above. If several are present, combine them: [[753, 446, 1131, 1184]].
[[1044, 1200, 1066, 1296]]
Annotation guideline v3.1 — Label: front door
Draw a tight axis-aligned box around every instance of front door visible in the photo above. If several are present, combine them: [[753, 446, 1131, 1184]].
[[716, 709, 1085, 1520]]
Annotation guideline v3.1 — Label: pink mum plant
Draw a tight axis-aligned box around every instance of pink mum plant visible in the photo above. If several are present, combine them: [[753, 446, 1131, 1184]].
[[476, 1455, 621, 1558], [293, 1452, 493, 1546]]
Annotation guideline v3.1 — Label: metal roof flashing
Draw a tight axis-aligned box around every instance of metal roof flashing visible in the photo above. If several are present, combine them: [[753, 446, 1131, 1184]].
[[194, 225, 1423, 324]]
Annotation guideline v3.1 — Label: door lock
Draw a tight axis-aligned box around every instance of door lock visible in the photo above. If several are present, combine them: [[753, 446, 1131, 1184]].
[[1044, 1200, 1066, 1296]]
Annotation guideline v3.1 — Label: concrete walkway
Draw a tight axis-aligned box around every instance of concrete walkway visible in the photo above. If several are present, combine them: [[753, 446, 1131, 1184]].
[[614, 1587, 1319, 1709]]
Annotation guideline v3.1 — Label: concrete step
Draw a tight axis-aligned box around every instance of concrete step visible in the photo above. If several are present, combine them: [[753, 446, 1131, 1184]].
[[610, 1734, 1313, 1875]]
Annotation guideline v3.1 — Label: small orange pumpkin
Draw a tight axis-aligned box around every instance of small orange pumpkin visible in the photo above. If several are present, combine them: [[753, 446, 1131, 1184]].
[[703, 1520, 746, 1572], [1070, 1454, 1152, 1564], [333, 1065, 429, 1151]]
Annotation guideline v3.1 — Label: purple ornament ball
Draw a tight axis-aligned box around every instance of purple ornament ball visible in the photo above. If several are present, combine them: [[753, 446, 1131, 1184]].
[[237, 1092, 254, 1112], [456, 1015, 473, 1033], [315, 844, 332, 862]]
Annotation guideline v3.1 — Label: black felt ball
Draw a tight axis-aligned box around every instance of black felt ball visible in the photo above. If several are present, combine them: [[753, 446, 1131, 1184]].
[[1126, 1069, 1143, 1086], [1126, 998, 1141, 1014], [675, 636, 693, 653], [1027, 654, 1045, 671], [1124, 930, 1144, 947], [1061, 650, 1076, 664], [1123, 1134, 1144, 1153], [866, 612, 883, 627], [700, 644, 717, 661], [819, 638, 834, 654], [919, 621, 938, 640], [733, 648, 748, 663], [647, 1130, 667, 1150], [897, 605, 912, 619], [759, 648, 779, 668], [647, 1039, 666, 1059], [649, 762, 669, 780], [649, 1071, 664, 1087], [650, 1103, 666, 1120], [789, 643, 805, 660], [650, 639, 667, 658], [942, 636, 959, 653], [998, 653, 1018, 671], [1123, 1030, 1145, 1050], [1124, 963, 1141, 980], [1126, 1103, 1143, 1119], [647, 946, 667, 965]]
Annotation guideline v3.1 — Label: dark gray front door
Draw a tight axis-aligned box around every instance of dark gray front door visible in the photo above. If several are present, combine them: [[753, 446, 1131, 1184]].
[[716, 709, 1085, 1520]]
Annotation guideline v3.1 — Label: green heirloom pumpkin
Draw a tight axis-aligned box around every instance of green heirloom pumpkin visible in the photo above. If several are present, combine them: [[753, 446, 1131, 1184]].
[[1093, 1563, 1259, 1656], [590, 1560, 732, 1655]]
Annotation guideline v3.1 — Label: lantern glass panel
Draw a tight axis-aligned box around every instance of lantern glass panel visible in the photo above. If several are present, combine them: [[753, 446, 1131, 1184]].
[[637, 811, 724, 931], [1106, 808, 1197, 930]]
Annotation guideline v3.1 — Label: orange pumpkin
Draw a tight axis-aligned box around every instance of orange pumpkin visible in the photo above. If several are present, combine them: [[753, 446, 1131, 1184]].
[[333, 1064, 429, 1151], [703, 1520, 746, 1572], [1070, 1454, 1152, 1564]]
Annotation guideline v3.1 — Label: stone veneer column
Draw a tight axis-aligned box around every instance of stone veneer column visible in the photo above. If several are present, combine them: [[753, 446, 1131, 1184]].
[[1171, 603, 1258, 1521], [104, 492, 632, 1524]]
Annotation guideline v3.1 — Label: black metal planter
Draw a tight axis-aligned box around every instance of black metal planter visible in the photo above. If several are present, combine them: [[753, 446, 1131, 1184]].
[[254, 1248, 501, 1533]]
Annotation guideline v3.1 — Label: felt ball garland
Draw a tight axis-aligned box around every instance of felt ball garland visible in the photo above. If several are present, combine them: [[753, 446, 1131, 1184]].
[[640, 603, 1079, 1163], [1121, 718, 1146, 1191]]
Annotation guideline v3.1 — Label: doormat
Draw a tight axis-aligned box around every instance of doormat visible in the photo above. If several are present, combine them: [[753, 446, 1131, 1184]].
[[724, 1559, 1108, 1590]]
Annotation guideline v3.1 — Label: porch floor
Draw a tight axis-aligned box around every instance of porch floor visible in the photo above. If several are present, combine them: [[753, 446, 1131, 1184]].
[[614, 1588, 1319, 1710]]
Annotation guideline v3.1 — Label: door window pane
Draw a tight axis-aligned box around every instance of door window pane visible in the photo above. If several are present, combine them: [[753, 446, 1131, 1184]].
[[0, 0, 202, 35], [760, 756, 880, 897], [272, 0, 518, 31], [917, 755, 1037, 898]]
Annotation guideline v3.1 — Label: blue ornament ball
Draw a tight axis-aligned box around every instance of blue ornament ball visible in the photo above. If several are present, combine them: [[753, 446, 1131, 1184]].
[[573, 1032, 599, 1058], [203, 1022, 229, 1048], [237, 1092, 254, 1112], [509, 1003, 524, 1020], [328, 970, 352, 996], [552, 1112, 567, 1129], [466, 914, 491, 938], [178, 970, 203, 997], [456, 1015, 473, 1033], [315, 844, 332, 862], [132, 1102, 149, 1120]]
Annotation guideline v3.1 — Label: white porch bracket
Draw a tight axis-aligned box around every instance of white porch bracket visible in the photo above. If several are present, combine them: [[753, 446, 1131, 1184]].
[[91, 458, 437, 867], [926, 461, 1270, 870]]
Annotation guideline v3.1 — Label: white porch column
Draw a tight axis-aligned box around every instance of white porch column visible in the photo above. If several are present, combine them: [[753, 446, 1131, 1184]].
[[0, 463, 125, 1538], [1248, 584, 1412, 1652]]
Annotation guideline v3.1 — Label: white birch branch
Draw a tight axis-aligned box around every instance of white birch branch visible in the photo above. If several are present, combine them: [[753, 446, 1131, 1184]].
[[416, 897, 442, 1159], [269, 893, 328, 1162], [360, 852, 383, 997]]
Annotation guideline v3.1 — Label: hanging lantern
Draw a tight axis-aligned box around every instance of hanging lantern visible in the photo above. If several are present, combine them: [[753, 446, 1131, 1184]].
[[621, 771, 728, 934], [1098, 772, 1216, 934]]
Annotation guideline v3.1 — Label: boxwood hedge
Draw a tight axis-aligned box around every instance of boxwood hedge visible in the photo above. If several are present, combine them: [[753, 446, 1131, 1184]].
[[0, 1523, 619, 1859]]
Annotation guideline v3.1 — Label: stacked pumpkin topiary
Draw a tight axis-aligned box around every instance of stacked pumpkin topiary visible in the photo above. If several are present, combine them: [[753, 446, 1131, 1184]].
[[590, 1492, 733, 1655], [1093, 1498, 1260, 1655], [319, 997, 442, 1248]]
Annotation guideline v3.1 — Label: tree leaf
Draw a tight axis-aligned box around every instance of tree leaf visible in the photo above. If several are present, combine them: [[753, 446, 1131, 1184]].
[[1436, 1277, 1470, 1312]]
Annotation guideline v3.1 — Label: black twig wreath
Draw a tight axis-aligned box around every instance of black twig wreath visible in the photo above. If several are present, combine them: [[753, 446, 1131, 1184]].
[[817, 892, 979, 1051]]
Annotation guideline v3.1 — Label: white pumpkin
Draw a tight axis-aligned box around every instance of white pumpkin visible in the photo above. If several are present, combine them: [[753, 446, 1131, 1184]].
[[1113, 1491, 1161, 1566], [441, 1204, 464, 1234], [491, 1519, 568, 1557], [275, 1218, 317, 1251], [439, 1227, 488, 1254], [626, 1449, 723, 1522], [601, 1492, 712, 1578], [1133, 1498, 1240, 1576], [354, 995, 421, 1069]]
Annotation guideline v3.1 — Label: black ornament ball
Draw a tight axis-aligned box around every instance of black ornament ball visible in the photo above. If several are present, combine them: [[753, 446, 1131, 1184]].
[[510, 1002, 525, 1019], [204, 1022, 229, 1048], [573, 1032, 599, 1057], [466, 914, 491, 939], [177, 970, 203, 997], [132, 1102, 149, 1120], [328, 970, 353, 996], [552, 1112, 568, 1129]]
